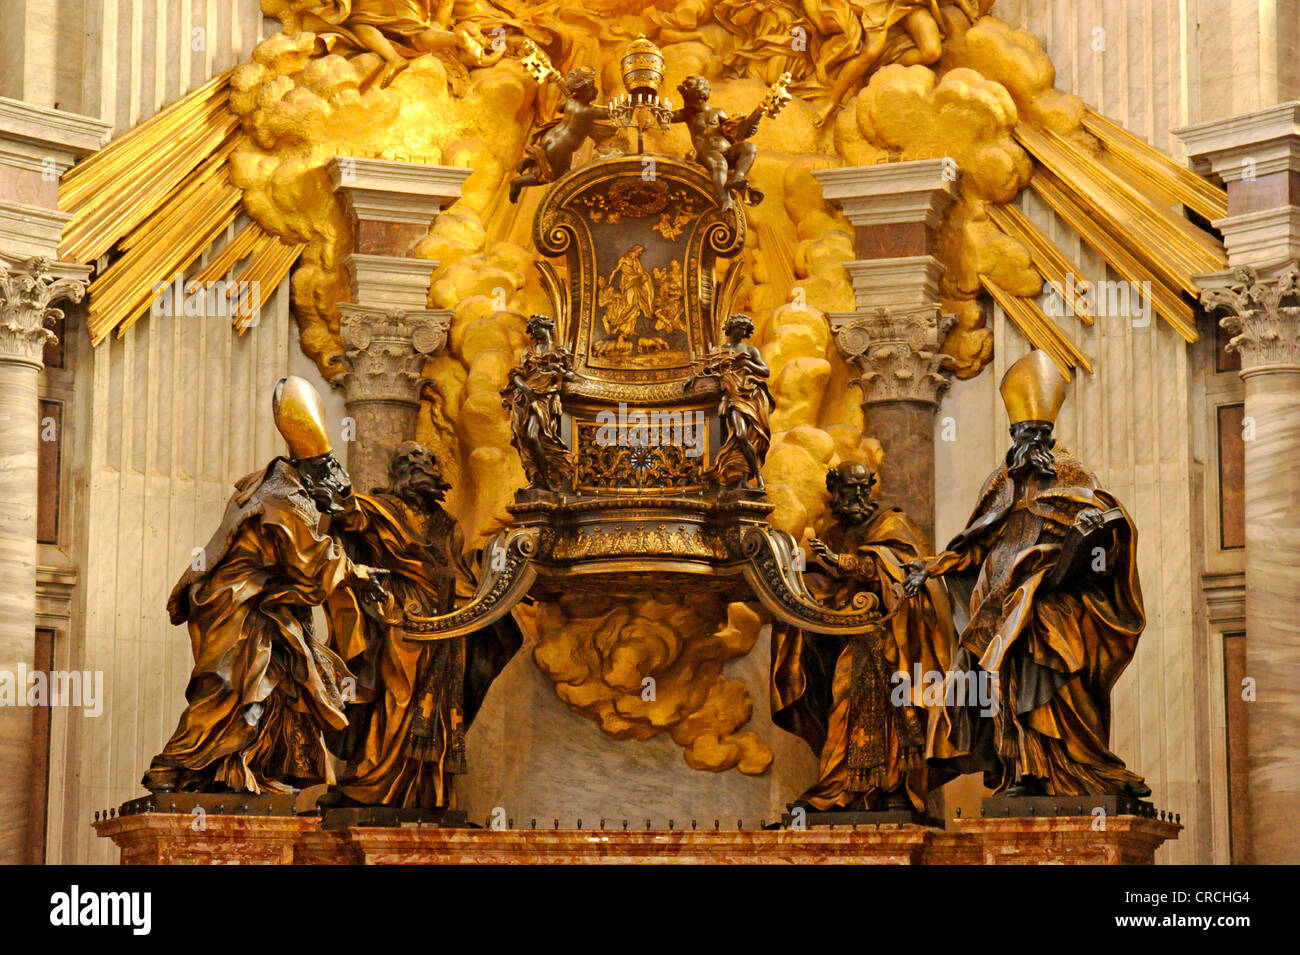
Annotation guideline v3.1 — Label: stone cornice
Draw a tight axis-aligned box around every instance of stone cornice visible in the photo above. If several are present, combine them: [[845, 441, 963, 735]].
[[1211, 206, 1300, 267], [0, 97, 112, 156], [345, 253, 440, 311], [328, 157, 471, 226], [813, 159, 960, 228], [0, 201, 73, 258], [843, 256, 946, 308], [1176, 102, 1300, 182]]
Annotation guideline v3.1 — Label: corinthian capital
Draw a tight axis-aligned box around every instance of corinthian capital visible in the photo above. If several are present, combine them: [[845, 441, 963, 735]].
[[831, 305, 956, 407], [332, 304, 450, 406], [1199, 263, 1300, 371], [0, 257, 86, 368]]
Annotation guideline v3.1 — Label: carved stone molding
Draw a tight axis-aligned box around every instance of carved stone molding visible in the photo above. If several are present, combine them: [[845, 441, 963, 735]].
[[334, 304, 450, 406], [326, 157, 470, 227], [830, 305, 956, 407], [1199, 262, 1300, 372], [0, 256, 86, 369], [812, 159, 959, 229]]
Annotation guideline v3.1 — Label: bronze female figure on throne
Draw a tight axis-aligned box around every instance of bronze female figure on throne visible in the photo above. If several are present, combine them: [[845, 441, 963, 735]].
[[686, 313, 773, 490], [502, 314, 577, 493]]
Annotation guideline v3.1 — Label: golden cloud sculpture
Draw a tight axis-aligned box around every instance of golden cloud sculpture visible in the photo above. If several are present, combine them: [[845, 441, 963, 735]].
[[57, 0, 1227, 771], [534, 595, 773, 775]]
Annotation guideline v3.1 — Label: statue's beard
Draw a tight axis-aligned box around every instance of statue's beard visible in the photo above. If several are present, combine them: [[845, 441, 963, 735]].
[[832, 500, 877, 526], [397, 474, 446, 509], [1006, 440, 1057, 480]]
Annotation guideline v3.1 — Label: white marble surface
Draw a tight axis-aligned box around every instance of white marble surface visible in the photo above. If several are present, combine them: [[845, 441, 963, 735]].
[[0, 361, 39, 862], [458, 620, 818, 830]]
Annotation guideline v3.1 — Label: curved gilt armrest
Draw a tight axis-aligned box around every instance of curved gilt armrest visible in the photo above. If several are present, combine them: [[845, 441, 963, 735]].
[[401, 529, 538, 641], [739, 526, 883, 635]]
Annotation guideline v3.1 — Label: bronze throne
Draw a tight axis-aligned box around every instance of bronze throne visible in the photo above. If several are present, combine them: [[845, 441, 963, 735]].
[[401, 155, 883, 644]]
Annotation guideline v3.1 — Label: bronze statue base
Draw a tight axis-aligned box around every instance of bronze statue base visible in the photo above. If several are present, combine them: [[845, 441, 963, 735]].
[[117, 791, 299, 817], [781, 808, 942, 829], [982, 794, 1162, 820], [318, 806, 470, 830]]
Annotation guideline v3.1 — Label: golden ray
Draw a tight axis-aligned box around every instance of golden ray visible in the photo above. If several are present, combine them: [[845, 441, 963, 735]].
[[230, 233, 304, 334], [986, 202, 1092, 325], [1014, 123, 1226, 297], [980, 275, 1088, 379], [189, 221, 264, 287], [1082, 109, 1228, 223], [1029, 167, 1198, 341], [60, 73, 236, 263]]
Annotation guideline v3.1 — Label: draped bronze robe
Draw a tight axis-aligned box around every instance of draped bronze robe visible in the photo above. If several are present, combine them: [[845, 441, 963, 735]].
[[331, 493, 521, 808], [504, 346, 575, 490], [707, 351, 773, 486], [772, 507, 954, 812], [146, 458, 362, 794], [927, 450, 1146, 795]]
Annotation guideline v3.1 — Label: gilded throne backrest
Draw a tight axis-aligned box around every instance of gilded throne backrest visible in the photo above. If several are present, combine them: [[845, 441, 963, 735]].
[[532, 157, 745, 495]]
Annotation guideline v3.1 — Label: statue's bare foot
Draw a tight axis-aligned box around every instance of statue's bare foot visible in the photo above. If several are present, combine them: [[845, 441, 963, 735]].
[[813, 106, 837, 130], [378, 57, 408, 89]]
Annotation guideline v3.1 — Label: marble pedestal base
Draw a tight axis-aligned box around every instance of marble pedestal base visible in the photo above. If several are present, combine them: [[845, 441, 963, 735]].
[[95, 814, 1181, 864], [94, 814, 319, 865], [957, 816, 1182, 865]]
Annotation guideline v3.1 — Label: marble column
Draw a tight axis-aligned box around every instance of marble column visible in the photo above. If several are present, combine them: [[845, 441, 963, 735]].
[[831, 306, 954, 544], [1183, 103, 1300, 865], [0, 258, 84, 863], [1198, 263, 1300, 865], [814, 160, 959, 543], [328, 157, 467, 485], [335, 305, 449, 494], [0, 96, 104, 863]]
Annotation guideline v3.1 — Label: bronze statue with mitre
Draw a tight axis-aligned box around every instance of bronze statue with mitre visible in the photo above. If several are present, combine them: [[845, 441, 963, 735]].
[[143, 376, 390, 795], [904, 350, 1150, 799]]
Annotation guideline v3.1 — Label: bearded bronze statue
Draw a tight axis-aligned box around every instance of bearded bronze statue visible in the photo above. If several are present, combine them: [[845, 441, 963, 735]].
[[773, 461, 955, 815], [905, 350, 1150, 799], [325, 441, 521, 809], [143, 376, 389, 795]]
